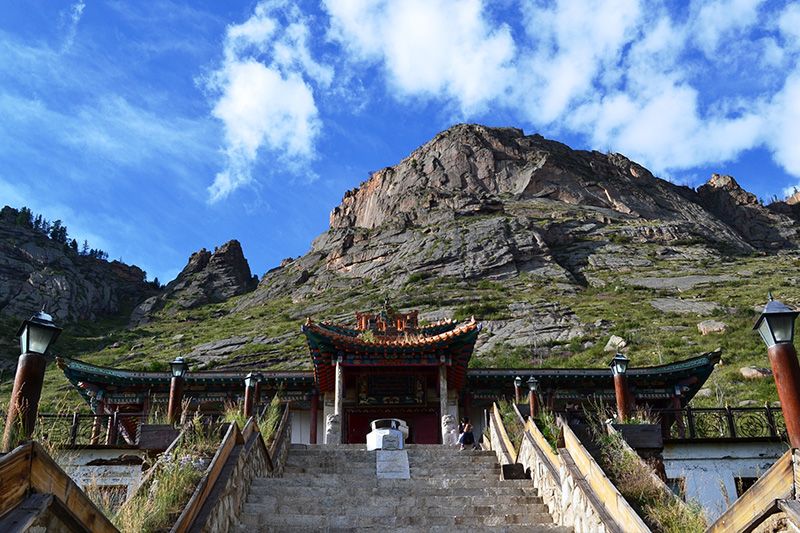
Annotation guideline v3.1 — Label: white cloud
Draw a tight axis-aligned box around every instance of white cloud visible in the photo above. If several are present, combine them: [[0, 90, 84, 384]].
[[206, 0, 331, 203], [778, 3, 800, 50], [766, 73, 800, 177], [690, 0, 764, 56], [61, 1, 86, 52], [324, 0, 515, 114]]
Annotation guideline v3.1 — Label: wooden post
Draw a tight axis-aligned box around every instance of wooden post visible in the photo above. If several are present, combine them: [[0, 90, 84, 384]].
[[253, 379, 262, 415], [106, 409, 118, 446], [334, 359, 343, 416], [613, 372, 632, 422], [528, 390, 538, 419], [310, 388, 319, 445], [167, 375, 185, 426], [244, 382, 255, 418], [767, 342, 800, 447], [90, 399, 105, 445], [69, 413, 80, 445], [514, 382, 521, 404], [2, 352, 48, 451]]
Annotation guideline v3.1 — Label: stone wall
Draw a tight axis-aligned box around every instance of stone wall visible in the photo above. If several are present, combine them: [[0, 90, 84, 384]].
[[516, 433, 611, 533], [198, 413, 293, 533]]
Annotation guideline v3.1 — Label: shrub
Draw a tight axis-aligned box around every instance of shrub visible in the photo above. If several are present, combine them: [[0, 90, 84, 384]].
[[496, 399, 523, 452]]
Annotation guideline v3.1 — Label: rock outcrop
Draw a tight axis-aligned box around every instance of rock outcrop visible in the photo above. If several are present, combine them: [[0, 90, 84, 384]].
[[131, 240, 257, 324], [697, 174, 798, 249], [0, 206, 154, 323], [241, 124, 795, 312]]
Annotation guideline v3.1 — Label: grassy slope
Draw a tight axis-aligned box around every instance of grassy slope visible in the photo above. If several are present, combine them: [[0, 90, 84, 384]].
[[0, 250, 795, 413]]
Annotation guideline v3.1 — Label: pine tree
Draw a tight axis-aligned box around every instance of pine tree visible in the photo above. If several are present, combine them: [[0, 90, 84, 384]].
[[81, 240, 89, 255], [70, 239, 78, 252]]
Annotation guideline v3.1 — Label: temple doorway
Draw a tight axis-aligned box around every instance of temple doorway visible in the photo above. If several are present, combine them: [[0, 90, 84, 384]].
[[345, 407, 440, 444]]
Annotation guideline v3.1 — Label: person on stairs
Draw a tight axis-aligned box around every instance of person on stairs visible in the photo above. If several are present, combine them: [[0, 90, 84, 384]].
[[458, 417, 476, 450]]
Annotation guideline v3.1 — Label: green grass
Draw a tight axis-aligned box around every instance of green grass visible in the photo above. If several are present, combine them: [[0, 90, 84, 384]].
[[1, 250, 793, 412]]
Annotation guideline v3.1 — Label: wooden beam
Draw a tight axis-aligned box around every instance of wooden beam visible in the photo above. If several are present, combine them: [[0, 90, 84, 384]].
[[707, 448, 795, 533]]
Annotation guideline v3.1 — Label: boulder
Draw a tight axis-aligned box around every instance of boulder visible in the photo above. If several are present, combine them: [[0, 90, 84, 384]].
[[697, 320, 728, 335], [740, 366, 773, 379], [650, 298, 721, 315], [696, 388, 713, 398], [604, 335, 628, 352]]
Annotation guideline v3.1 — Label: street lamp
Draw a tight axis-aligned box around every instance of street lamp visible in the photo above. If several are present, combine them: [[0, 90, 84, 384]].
[[243, 372, 263, 418], [514, 376, 522, 403], [609, 353, 632, 422], [167, 356, 189, 425], [18, 311, 62, 355], [755, 295, 800, 447], [527, 376, 539, 419], [3, 311, 62, 451]]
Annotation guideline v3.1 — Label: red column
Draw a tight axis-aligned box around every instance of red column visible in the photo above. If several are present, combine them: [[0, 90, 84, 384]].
[[167, 376, 185, 425], [90, 398, 105, 445], [2, 352, 47, 451], [768, 343, 800, 448], [310, 389, 319, 444], [244, 383, 254, 418], [613, 373, 632, 422], [529, 390, 538, 420]]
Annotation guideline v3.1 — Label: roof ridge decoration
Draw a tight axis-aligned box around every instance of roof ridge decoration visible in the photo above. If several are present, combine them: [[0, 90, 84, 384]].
[[303, 316, 479, 347]]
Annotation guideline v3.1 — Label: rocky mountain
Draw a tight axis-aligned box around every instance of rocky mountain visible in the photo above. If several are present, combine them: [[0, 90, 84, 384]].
[[0, 206, 154, 324], [131, 240, 257, 325], [33, 124, 800, 409], [240, 124, 797, 307]]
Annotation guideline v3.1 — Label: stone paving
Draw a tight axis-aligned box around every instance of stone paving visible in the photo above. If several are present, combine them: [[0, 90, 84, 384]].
[[235, 444, 572, 532]]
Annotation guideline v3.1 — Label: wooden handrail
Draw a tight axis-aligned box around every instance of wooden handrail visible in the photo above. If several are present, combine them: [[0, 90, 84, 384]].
[[706, 448, 797, 533], [523, 418, 561, 482], [268, 403, 291, 459], [561, 419, 650, 532], [0, 442, 118, 532], [490, 403, 517, 464], [171, 423, 242, 533]]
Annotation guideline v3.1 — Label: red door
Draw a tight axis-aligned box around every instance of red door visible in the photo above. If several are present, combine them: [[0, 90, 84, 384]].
[[346, 409, 440, 444]]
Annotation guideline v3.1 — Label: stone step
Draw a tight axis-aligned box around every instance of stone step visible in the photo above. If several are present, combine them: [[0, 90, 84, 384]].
[[239, 512, 558, 529], [243, 501, 550, 517], [253, 476, 533, 488], [246, 493, 544, 507], [247, 485, 539, 499], [235, 524, 571, 533]]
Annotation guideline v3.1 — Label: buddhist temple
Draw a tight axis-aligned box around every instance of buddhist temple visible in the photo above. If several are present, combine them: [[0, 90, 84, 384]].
[[57, 304, 721, 446]]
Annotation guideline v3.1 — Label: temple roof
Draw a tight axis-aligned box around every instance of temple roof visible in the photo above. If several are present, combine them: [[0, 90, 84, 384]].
[[302, 317, 481, 392]]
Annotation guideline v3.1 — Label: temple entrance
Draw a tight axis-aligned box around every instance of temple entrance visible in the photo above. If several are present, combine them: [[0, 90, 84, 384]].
[[345, 407, 440, 444]]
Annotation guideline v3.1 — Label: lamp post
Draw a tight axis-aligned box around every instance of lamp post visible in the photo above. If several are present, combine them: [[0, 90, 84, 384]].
[[610, 353, 631, 423], [527, 376, 539, 419], [167, 356, 188, 425], [754, 295, 800, 448], [514, 376, 522, 404], [2, 311, 62, 451], [243, 372, 262, 418]]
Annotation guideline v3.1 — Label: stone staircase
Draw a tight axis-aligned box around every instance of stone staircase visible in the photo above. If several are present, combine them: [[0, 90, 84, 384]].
[[236, 444, 571, 532]]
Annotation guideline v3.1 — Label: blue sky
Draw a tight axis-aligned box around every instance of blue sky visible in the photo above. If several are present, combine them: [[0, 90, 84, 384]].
[[1, 0, 799, 282]]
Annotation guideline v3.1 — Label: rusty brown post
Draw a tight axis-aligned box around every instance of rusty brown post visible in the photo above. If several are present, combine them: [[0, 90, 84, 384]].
[[167, 375, 185, 426], [90, 399, 105, 445], [767, 342, 800, 447], [309, 388, 319, 445], [613, 373, 631, 422], [2, 352, 48, 451], [106, 409, 119, 446], [244, 381, 255, 419], [528, 390, 538, 419], [514, 376, 522, 404]]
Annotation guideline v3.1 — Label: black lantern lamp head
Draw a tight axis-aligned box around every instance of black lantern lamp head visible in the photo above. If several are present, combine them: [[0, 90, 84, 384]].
[[527, 376, 539, 392], [514, 376, 522, 388], [244, 372, 262, 388], [754, 293, 800, 348], [609, 353, 630, 376], [17, 310, 62, 355], [170, 356, 188, 379]]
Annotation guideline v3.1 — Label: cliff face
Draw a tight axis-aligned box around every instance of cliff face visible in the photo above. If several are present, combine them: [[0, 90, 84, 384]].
[[0, 207, 154, 323], [240, 124, 797, 308], [131, 239, 257, 324]]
